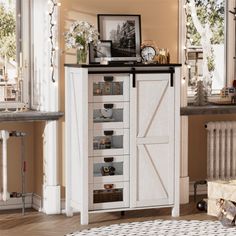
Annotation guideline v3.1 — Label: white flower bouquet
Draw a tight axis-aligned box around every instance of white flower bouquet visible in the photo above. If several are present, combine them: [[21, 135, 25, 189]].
[[65, 20, 100, 50]]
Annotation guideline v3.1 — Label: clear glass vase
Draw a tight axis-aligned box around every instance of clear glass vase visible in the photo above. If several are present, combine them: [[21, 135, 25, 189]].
[[77, 47, 88, 64]]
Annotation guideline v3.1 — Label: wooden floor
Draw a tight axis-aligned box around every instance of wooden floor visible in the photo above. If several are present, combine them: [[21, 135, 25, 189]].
[[0, 196, 216, 236]]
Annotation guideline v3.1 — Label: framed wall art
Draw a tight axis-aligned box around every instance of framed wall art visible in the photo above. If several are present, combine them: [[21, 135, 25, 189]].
[[89, 40, 112, 64], [97, 14, 141, 62]]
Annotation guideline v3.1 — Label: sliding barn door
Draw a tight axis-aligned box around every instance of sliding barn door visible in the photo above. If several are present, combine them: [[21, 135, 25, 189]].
[[130, 73, 175, 208]]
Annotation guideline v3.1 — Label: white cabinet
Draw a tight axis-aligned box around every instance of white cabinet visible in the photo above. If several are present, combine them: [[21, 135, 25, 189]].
[[65, 65, 181, 225], [130, 73, 175, 208]]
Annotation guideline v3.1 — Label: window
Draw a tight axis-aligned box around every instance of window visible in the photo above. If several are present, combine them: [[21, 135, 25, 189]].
[[182, 0, 234, 97], [0, 0, 29, 110]]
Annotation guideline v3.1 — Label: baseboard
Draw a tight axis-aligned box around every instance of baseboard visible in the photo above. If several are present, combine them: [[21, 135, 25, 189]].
[[189, 181, 207, 196], [32, 193, 42, 211], [180, 176, 189, 204], [0, 193, 33, 210], [0, 193, 65, 212], [32, 194, 65, 212]]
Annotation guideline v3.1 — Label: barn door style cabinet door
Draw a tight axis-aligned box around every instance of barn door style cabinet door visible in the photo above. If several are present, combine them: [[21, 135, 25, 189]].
[[130, 71, 175, 208], [65, 65, 181, 225]]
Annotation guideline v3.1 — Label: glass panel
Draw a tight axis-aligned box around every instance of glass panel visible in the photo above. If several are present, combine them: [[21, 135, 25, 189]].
[[0, 0, 22, 104], [93, 188, 123, 203], [93, 108, 123, 123], [93, 135, 123, 150], [185, 0, 225, 95], [93, 81, 123, 96], [93, 161, 123, 177]]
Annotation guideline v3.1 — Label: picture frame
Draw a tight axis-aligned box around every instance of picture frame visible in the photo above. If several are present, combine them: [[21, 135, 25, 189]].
[[97, 14, 141, 62], [89, 40, 112, 64]]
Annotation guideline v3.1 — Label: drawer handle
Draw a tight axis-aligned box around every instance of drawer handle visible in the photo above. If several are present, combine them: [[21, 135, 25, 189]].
[[104, 76, 113, 82], [104, 184, 114, 189], [104, 104, 113, 109], [104, 157, 114, 163], [104, 130, 113, 136]]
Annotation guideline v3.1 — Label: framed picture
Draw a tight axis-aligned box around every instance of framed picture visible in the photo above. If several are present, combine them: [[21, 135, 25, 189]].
[[97, 14, 141, 62], [89, 40, 112, 64]]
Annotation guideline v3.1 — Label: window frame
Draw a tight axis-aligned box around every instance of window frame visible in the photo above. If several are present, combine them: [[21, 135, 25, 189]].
[[21, 0, 30, 108], [179, 0, 234, 100], [0, 0, 30, 109]]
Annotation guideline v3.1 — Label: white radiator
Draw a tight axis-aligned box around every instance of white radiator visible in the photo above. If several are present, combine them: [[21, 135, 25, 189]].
[[206, 121, 236, 180]]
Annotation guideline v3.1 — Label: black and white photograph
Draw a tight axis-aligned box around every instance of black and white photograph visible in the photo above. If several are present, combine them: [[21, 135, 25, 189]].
[[98, 14, 141, 61], [89, 40, 112, 63]]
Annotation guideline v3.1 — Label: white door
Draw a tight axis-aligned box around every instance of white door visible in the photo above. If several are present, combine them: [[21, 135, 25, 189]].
[[130, 72, 175, 208]]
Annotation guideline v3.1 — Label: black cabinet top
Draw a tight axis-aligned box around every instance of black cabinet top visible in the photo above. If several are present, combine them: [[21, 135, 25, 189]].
[[64, 63, 182, 68]]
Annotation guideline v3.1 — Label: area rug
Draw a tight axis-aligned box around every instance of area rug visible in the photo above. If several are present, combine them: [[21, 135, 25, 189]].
[[66, 219, 236, 236]]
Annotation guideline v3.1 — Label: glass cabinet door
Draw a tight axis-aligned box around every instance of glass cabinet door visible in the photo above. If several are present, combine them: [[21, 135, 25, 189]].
[[89, 182, 129, 210], [89, 156, 129, 183], [89, 102, 129, 129], [88, 74, 130, 102], [89, 129, 129, 156], [93, 81, 123, 96]]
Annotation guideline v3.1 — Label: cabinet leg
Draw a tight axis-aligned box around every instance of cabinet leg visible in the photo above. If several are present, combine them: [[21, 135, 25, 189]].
[[172, 205, 179, 217], [81, 211, 89, 225], [121, 211, 125, 216]]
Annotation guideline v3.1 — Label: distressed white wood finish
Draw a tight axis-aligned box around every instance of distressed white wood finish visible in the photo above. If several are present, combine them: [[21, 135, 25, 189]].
[[65, 67, 89, 224], [31, 0, 60, 214], [65, 65, 181, 224], [130, 73, 175, 209], [42, 120, 61, 215], [31, 0, 59, 110], [173, 67, 181, 217]]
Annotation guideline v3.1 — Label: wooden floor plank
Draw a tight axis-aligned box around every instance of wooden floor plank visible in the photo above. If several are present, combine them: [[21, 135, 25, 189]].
[[0, 196, 217, 236]]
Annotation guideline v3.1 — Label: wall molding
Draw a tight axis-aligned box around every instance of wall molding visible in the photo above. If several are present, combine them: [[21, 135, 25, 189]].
[[0, 193, 65, 212], [32, 194, 65, 212], [0, 193, 33, 210], [32, 193, 42, 211]]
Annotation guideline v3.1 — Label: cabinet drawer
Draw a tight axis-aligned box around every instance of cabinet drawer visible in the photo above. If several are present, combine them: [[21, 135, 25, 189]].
[[89, 155, 129, 183], [89, 102, 129, 129], [89, 129, 129, 156], [88, 74, 130, 102], [89, 182, 129, 210]]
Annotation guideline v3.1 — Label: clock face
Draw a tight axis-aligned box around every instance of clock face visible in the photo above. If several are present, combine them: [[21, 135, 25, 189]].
[[141, 46, 156, 62]]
